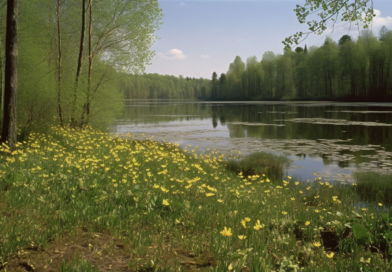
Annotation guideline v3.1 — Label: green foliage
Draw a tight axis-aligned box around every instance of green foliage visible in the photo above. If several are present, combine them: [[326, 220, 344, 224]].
[[285, 0, 374, 47], [60, 257, 99, 272], [119, 73, 210, 99], [295, 47, 304, 53], [338, 34, 352, 47], [225, 151, 290, 180], [227, 56, 246, 98], [211, 71, 219, 98], [1, 0, 162, 134], [354, 172, 392, 204], [352, 223, 371, 245], [206, 30, 392, 101], [1, 126, 392, 270]]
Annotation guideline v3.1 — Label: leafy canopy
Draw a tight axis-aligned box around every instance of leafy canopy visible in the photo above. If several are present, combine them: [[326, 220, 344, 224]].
[[284, 0, 375, 48]]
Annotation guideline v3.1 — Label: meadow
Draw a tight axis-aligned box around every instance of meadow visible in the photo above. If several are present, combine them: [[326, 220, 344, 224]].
[[0, 126, 391, 271]]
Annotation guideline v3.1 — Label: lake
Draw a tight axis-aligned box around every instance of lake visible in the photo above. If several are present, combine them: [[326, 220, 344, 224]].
[[111, 100, 392, 183]]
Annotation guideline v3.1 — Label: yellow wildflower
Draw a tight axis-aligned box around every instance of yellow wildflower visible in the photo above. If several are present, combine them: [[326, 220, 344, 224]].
[[161, 187, 169, 193], [241, 220, 247, 229], [253, 220, 264, 230], [220, 227, 233, 237], [162, 199, 169, 206], [326, 252, 335, 258], [313, 241, 322, 248], [360, 257, 371, 263]]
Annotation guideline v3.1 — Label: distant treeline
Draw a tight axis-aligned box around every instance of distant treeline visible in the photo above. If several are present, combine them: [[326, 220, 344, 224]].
[[209, 28, 392, 101], [119, 74, 210, 99], [120, 28, 392, 101]]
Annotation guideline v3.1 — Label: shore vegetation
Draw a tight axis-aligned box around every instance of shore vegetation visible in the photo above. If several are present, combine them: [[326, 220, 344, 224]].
[[0, 126, 391, 271]]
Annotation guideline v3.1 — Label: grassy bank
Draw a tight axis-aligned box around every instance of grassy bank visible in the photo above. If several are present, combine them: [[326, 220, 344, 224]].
[[225, 152, 290, 181], [354, 172, 392, 205], [0, 126, 391, 271]]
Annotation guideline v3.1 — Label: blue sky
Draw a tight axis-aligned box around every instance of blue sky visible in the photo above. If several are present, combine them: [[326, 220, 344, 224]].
[[145, 0, 392, 79]]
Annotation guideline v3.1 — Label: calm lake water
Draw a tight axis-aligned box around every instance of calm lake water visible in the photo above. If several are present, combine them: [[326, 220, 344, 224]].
[[111, 100, 392, 183]]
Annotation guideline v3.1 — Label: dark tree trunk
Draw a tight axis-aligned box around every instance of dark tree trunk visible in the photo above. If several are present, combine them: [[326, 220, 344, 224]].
[[71, 0, 86, 126], [82, 0, 93, 126], [1, 0, 18, 151], [0, 2, 6, 120], [56, 0, 63, 126], [0, 34, 3, 121]]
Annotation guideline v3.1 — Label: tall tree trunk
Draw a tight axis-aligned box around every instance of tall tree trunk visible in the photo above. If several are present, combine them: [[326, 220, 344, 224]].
[[0, 3, 5, 124], [71, 0, 86, 126], [0, 34, 3, 122], [56, 0, 63, 126], [82, 0, 93, 126], [1, 0, 18, 151]]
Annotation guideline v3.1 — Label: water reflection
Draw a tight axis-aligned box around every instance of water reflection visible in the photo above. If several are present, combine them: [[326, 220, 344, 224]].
[[112, 100, 392, 182]]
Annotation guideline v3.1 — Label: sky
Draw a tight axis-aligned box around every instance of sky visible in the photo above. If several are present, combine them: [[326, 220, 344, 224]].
[[145, 0, 392, 79]]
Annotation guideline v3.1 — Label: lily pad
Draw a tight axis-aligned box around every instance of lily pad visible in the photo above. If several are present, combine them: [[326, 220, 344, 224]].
[[286, 118, 392, 127], [228, 122, 285, 127]]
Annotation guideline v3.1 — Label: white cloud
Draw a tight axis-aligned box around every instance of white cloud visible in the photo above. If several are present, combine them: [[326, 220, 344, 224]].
[[201, 54, 211, 59], [236, 38, 244, 42], [372, 9, 392, 28], [157, 49, 187, 60], [179, 2, 185, 6], [330, 9, 392, 36]]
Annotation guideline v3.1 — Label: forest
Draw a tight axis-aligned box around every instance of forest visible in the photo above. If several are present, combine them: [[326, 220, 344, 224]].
[[2, 1, 392, 271], [208, 29, 392, 101], [0, 0, 162, 136], [119, 73, 210, 99], [117, 28, 392, 102]]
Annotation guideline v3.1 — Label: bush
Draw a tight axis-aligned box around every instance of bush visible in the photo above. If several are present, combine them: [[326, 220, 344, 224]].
[[225, 151, 290, 180]]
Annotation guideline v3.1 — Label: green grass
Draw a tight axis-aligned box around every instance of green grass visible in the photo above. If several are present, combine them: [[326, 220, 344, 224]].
[[0, 126, 391, 271], [225, 151, 290, 181], [60, 257, 99, 272], [354, 171, 392, 205]]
